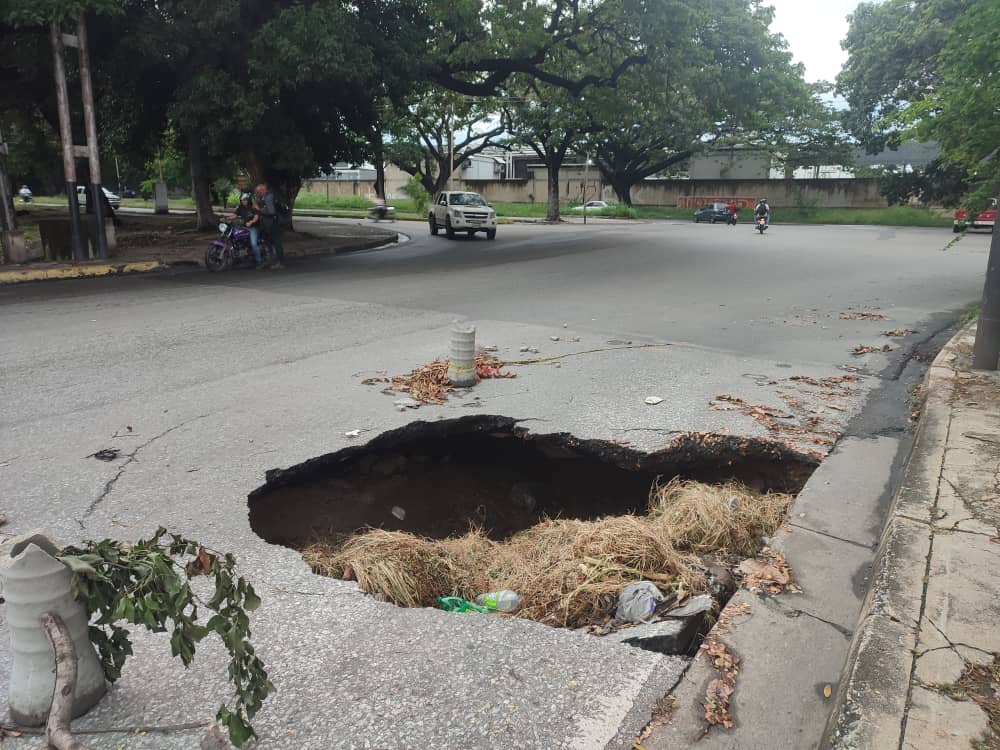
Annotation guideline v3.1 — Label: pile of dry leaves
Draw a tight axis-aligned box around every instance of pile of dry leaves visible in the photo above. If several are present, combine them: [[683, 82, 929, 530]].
[[361, 355, 516, 404], [738, 547, 798, 594], [702, 639, 741, 730]]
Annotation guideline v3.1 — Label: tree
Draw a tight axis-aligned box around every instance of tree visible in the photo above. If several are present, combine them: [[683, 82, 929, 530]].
[[582, 0, 817, 205], [508, 74, 592, 222], [386, 89, 508, 196], [837, 0, 961, 154], [876, 158, 968, 207], [424, 0, 655, 97], [839, 0, 1000, 368]]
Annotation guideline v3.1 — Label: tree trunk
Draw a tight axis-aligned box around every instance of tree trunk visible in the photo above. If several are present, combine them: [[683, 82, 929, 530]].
[[187, 132, 214, 231], [275, 177, 301, 231], [546, 159, 561, 222], [610, 176, 633, 206]]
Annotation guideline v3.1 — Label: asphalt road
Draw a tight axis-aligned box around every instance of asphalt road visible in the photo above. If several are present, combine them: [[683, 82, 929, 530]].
[[0, 219, 992, 749]]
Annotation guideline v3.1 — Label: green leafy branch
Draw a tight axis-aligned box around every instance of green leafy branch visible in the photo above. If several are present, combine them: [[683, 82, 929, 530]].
[[59, 528, 274, 747]]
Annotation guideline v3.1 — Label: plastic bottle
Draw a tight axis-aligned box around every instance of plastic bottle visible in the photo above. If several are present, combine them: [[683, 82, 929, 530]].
[[474, 590, 522, 613]]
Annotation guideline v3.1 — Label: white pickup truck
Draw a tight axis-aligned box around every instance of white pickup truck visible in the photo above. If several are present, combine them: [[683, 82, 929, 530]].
[[428, 191, 497, 240]]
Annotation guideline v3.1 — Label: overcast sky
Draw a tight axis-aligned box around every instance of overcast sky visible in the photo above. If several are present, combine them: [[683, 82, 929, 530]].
[[767, 0, 863, 83]]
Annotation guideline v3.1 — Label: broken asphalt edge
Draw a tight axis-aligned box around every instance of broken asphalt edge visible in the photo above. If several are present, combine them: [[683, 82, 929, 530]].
[[0, 233, 398, 285], [822, 319, 976, 749]]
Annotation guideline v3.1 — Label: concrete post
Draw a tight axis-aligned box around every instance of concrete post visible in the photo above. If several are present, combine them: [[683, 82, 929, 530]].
[[448, 323, 477, 387], [972, 196, 1000, 370]]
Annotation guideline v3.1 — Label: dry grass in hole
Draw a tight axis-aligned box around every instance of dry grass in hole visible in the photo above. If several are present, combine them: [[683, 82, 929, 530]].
[[301, 478, 793, 628], [650, 478, 794, 557]]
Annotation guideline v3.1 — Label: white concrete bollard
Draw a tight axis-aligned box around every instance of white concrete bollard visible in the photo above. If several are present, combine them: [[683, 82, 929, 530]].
[[0, 532, 107, 726], [448, 323, 477, 387]]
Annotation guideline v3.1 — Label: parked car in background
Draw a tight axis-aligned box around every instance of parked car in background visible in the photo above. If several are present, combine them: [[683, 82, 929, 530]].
[[122, 188, 137, 199], [693, 202, 731, 223], [570, 200, 609, 212], [953, 198, 996, 232], [76, 186, 121, 210], [429, 191, 497, 239]]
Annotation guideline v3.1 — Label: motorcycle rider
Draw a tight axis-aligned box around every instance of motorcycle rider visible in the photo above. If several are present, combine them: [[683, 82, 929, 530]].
[[754, 197, 770, 228], [18, 185, 32, 203], [226, 193, 264, 269]]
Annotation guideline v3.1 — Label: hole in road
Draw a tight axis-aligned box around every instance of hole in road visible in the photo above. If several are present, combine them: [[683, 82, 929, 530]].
[[248, 415, 817, 653], [249, 416, 814, 545]]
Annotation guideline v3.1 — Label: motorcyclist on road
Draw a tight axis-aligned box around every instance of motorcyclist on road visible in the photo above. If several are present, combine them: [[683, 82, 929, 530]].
[[754, 198, 770, 227], [226, 192, 264, 268], [18, 185, 32, 203]]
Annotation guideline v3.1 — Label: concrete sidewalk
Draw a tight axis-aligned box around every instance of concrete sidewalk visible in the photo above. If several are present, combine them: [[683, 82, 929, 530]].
[[0, 216, 398, 284], [827, 320, 1000, 749]]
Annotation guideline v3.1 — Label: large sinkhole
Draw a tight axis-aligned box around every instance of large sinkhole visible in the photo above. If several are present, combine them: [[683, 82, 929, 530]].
[[248, 416, 817, 653], [248, 416, 816, 546]]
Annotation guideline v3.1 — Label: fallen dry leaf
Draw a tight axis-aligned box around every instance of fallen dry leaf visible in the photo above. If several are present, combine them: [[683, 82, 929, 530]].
[[738, 548, 796, 594], [714, 601, 752, 636], [883, 329, 915, 337], [823, 685, 833, 699], [851, 344, 892, 356], [840, 312, 887, 321]]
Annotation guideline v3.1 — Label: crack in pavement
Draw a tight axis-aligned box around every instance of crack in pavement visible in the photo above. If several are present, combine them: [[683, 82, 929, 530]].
[[788, 522, 875, 550], [763, 593, 854, 638], [897, 403, 954, 750], [84, 414, 209, 519]]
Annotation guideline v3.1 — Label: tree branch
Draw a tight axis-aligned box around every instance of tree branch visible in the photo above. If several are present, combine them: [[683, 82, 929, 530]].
[[41, 612, 89, 750]]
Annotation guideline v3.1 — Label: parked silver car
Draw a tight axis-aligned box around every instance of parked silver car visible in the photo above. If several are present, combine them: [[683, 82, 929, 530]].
[[76, 186, 121, 210]]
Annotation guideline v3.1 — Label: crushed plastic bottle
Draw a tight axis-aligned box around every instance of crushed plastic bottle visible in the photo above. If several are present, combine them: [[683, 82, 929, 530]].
[[474, 590, 522, 613]]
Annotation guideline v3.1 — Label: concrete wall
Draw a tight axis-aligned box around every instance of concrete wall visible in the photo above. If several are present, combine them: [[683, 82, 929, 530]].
[[302, 170, 886, 209], [688, 152, 771, 180], [623, 178, 886, 209]]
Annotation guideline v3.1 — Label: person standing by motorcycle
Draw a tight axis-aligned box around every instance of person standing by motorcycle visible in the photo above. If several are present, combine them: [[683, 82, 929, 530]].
[[754, 197, 770, 228], [226, 193, 264, 268], [255, 182, 285, 270]]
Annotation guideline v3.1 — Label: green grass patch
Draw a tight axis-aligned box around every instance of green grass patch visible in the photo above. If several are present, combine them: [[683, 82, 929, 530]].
[[768, 206, 952, 227], [487, 203, 950, 226], [963, 304, 981, 324]]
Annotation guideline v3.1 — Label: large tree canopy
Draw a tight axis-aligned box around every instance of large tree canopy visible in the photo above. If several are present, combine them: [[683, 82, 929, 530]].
[[838, 0, 998, 199], [582, 0, 817, 204]]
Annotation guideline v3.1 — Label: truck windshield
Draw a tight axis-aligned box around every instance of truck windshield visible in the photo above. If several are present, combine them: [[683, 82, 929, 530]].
[[449, 193, 486, 206]]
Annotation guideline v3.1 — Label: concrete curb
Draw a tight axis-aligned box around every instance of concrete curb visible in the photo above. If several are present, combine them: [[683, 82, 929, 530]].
[[0, 234, 398, 285], [0, 260, 166, 285], [823, 320, 976, 749]]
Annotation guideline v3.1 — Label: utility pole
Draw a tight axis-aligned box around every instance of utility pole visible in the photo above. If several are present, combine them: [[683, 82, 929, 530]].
[[0, 125, 29, 263], [50, 22, 85, 261], [448, 106, 454, 192], [972, 193, 1000, 370], [76, 14, 108, 259], [582, 157, 590, 225]]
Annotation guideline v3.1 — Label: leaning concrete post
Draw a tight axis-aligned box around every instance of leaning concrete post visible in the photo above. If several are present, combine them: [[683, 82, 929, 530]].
[[448, 323, 477, 387], [0, 532, 106, 726]]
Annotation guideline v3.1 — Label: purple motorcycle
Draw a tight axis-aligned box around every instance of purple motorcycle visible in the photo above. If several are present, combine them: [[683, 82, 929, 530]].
[[206, 220, 272, 271]]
